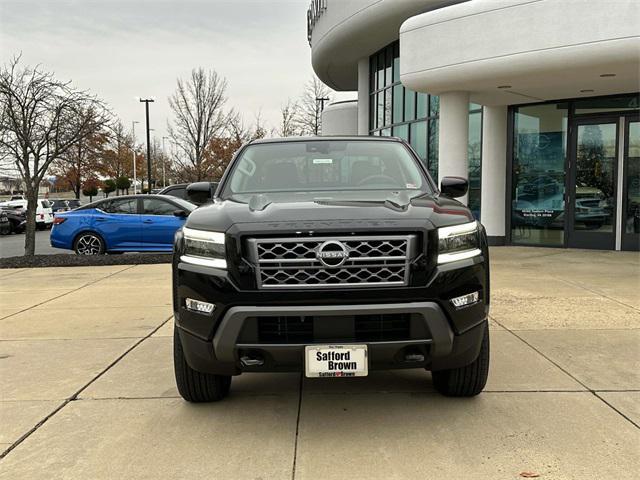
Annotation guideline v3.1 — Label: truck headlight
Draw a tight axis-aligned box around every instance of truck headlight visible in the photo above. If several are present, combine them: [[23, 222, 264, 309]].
[[437, 221, 481, 264], [181, 227, 227, 269]]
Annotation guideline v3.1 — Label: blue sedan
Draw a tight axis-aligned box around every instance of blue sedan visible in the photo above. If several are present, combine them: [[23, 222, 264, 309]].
[[51, 195, 196, 255]]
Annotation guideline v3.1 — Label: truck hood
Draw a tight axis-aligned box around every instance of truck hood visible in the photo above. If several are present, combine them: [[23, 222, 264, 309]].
[[185, 191, 474, 233]]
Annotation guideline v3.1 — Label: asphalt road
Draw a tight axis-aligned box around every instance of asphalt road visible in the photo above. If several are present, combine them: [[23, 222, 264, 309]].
[[0, 229, 70, 258]]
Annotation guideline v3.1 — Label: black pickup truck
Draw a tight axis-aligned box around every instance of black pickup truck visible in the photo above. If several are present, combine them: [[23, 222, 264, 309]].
[[172, 136, 490, 402]]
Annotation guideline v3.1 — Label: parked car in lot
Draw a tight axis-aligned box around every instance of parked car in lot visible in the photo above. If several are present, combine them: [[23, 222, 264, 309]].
[[172, 137, 490, 402], [159, 182, 218, 205], [50, 198, 82, 213], [0, 207, 26, 234], [50, 195, 196, 254], [0, 211, 11, 235], [35, 199, 54, 229], [0, 198, 54, 230]]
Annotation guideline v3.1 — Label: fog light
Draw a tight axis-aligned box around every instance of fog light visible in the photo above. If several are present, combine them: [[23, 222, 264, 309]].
[[185, 298, 215, 315], [450, 291, 479, 308]]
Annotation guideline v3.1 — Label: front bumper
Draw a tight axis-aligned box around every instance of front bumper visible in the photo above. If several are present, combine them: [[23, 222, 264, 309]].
[[174, 253, 489, 375], [177, 311, 486, 375]]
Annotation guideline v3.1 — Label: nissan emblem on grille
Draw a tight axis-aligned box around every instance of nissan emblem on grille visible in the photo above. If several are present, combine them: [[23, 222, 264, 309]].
[[247, 235, 417, 289], [316, 240, 350, 267]]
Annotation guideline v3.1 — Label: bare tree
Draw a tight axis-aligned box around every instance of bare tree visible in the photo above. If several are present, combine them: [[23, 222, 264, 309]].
[[296, 76, 331, 136], [276, 99, 303, 137], [168, 113, 266, 183], [0, 55, 107, 255], [167, 68, 231, 181]]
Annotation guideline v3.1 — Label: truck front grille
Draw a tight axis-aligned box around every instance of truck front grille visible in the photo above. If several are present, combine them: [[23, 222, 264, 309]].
[[247, 235, 417, 289]]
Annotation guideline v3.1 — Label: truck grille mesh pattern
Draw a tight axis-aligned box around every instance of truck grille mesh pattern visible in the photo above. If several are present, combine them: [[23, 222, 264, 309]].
[[247, 235, 416, 289], [255, 314, 411, 343]]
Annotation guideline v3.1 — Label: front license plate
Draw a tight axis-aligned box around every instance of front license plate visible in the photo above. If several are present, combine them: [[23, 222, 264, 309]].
[[305, 345, 368, 378]]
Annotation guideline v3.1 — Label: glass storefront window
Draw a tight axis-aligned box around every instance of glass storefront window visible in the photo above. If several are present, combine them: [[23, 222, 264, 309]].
[[511, 103, 568, 246], [417, 93, 428, 119], [625, 121, 640, 234], [369, 41, 480, 198], [392, 124, 408, 141], [430, 95, 439, 117], [384, 89, 392, 126], [392, 85, 403, 124], [468, 109, 482, 219], [574, 123, 617, 233], [404, 90, 416, 122], [428, 119, 439, 181], [410, 121, 427, 160], [385, 48, 392, 88]]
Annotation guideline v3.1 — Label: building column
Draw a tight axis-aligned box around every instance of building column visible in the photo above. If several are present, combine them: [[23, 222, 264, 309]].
[[480, 105, 508, 245], [357, 57, 370, 135], [438, 91, 470, 204]]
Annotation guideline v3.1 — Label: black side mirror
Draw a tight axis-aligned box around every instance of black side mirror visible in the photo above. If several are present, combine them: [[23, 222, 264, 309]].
[[440, 176, 468, 198], [186, 182, 214, 205], [173, 210, 188, 218]]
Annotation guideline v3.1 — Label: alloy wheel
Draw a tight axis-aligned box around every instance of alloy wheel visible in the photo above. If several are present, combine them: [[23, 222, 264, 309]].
[[76, 234, 102, 255]]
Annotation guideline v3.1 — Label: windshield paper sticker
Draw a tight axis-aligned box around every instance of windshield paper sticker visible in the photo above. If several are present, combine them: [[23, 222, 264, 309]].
[[313, 158, 333, 164]]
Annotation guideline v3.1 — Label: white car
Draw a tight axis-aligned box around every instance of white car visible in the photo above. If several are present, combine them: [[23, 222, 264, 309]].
[[0, 198, 54, 230], [35, 199, 54, 230]]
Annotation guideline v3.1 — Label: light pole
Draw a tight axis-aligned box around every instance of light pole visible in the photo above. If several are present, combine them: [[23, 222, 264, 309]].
[[162, 136, 169, 187], [315, 96, 330, 135], [131, 121, 139, 194], [139, 98, 155, 192]]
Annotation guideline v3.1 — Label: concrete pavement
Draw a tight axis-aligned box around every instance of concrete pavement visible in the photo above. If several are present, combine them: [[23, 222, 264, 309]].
[[0, 248, 638, 479]]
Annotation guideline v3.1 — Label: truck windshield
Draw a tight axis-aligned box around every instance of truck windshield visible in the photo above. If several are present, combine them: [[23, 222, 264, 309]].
[[223, 140, 431, 196]]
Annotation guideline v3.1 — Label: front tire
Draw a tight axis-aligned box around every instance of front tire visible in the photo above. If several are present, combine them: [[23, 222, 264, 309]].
[[74, 232, 105, 255], [432, 325, 490, 397], [174, 327, 231, 402]]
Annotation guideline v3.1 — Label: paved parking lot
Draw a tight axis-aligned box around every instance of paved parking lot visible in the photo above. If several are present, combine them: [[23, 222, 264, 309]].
[[0, 230, 67, 258], [0, 247, 638, 479]]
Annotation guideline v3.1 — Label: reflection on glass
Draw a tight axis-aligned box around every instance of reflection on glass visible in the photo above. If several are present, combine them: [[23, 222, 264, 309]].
[[384, 89, 392, 127], [385, 48, 393, 88], [377, 92, 384, 129], [392, 124, 408, 142], [417, 93, 428, 119], [511, 103, 568, 246], [428, 119, 438, 180], [405, 90, 416, 122], [410, 121, 427, 161], [393, 56, 400, 83], [626, 121, 640, 234], [377, 52, 384, 90], [468, 110, 482, 219], [430, 95, 440, 117], [369, 95, 375, 131], [392, 85, 403, 124], [574, 123, 617, 232]]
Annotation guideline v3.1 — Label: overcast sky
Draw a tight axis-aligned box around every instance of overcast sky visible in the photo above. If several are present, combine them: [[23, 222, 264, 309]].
[[0, 0, 354, 145]]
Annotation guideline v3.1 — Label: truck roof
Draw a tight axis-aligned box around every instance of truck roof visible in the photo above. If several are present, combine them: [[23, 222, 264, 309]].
[[249, 136, 405, 145]]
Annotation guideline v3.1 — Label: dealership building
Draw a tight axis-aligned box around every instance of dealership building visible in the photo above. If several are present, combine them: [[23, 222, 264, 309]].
[[308, 0, 639, 251]]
